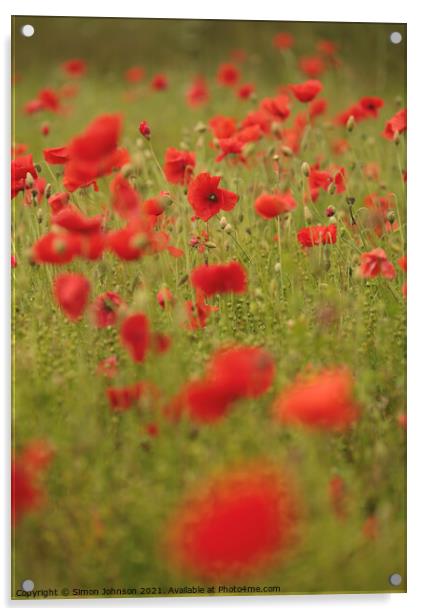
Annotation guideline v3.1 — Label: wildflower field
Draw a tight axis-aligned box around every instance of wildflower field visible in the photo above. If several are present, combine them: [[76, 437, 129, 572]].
[[12, 17, 406, 597]]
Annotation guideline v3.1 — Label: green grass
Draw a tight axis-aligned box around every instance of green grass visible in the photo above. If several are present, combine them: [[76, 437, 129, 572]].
[[12, 20, 406, 598]]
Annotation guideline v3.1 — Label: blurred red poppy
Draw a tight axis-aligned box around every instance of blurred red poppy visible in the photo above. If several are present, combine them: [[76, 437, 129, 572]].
[[290, 80, 323, 103], [383, 108, 406, 140], [297, 224, 337, 247], [62, 59, 86, 77], [359, 248, 396, 279], [164, 147, 196, 185], [125, 66, 145, 83], [53, 273, 90, 320], [254, 191, 296, 219], [191, 261, 247, 296], [91, 291, 125, 328], [217, 62, 240, 87], [120, 313, 150, 362]]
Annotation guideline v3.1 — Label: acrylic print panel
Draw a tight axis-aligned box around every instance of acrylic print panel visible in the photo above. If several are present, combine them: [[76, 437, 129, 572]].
[[11, 16, 406, 599]]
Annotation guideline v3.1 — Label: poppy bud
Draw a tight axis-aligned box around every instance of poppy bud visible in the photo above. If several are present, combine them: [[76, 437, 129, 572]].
[[179, 141, 189, 150], [45, 183, 52, 199], [304, 206, 312, 223], [122, 163, 134, 178], [136, 138, 144, 148], [346, 196, 356, 206], [219, 216, 227, 229], [34, 163, 42, 173], [395, 95, 402, 108], [204, 241, 217, 249], [346, 115, 355, 132], [281, 146, 293, 157], [301, 162, 310, 177], [328, 182, 336, 195], [224, 224, 232, 234], [194, 121, 207, 134], [41, 122, 50, 136], [139, 120, 151, 139], [272, 154, 280, 162], [328, 216, 337, 224], [393, 130, 400, 145], [274, 262, 281, 272], [159, 195, 173, 209], [386, 210, 396, 224], [25, 172, 34, 189], [238, 212, 244, 223], [36, 208, 43, 223]]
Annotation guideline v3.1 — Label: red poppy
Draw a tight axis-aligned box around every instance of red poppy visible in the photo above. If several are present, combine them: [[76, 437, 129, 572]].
[[273, 32, 294, 50], [273, 367, 360, 431], [185, 290, 218, 330], [165, 462, 300, 580], [63, 114, 129, 192], [383, 108, 406, 140], [297, 224, 337, 247], [11, 255, 17, 268], [36, 88, 62, 112], [151, 332, 172, 355], [107, 382, 145, 411], [359, 248, 396, 279], [217, 63, 240, 87], [151, 73, 168, 91], [120, 313, 150, 362], [298, 56, 326, 78], [12, 440, 54, 526], [107, 217, 160, 261], [398, 255, 407, 272], [53, 273, 90, 320], [317, 40, 338, 56], [290, 80, 323, 103], [254, 191, 296, 219], [62, 59, 86, 77], [164, 147, 196, 185], [260, 94, 291, 121], [237, 83, 255, 100], [97, 355, 118, 379], [91, 291, 124, 328], [157, 287, 174, 309], [52, 206, 103, 234], [110, 174, 140, 220], [215, 137, 245, 163], [209, 115, 237, 139], [11, 154, 38, 198], [125, 66, 145, 83], [359, 96, 384, 118], [141, 197, 165, 217], [191, 261, 247, 296], [43, 145, 70, 165], [187, 172, 238, 221], [41, 122, 50, 136], [309, 98, 327, 119], [32, 231, 81, 264], [139, 120, 151, 139], [186, 76, 209, 107], [23, 176, 47, 206]]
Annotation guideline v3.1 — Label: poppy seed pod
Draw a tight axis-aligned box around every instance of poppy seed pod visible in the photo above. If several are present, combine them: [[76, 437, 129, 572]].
[[346, 115, 355, 132], [386, 210, 396, 224], [25, 172, 34, 189], [301, 162, 310, 177], [327, 182, 336, 195]]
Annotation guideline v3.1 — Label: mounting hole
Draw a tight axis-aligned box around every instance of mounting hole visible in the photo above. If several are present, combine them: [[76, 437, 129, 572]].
[[21, 24, 35, 38], [390, 32, 402, 45], [389, 573, 402, 587], [22, 579, 35, 592]]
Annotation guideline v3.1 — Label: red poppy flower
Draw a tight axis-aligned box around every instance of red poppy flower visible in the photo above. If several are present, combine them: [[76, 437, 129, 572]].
[[359, 248, 396, 279], [11, 154, 38, 198], [297, 224, 337, 247], [151, 73, 168, 91], [91, 291, 124, 328], [237, 83, 255, 100], [217, 63, 240, 87], [185, 291, 218, 330], [120, 313, 150, 362], [164, 147, 196, 185], [37, 88, 62, 112], [141, 197, 165, 217], [139, 120, 151, 139], [110, 174, 140, 220], [298, 56, 326, 78], [309, 98, 327, 119], [254, 191, 296, 219], [237, 124, 263, 144], [125, 66, 145, 83], [107, 382, 145, 411], [187, 172, 238, 221], [383, 108, 406, 140], [260, 94, 291, 121], [52, 206, 103, 234], [107, 217, 158, 261], [23, 176, 47, 206], [241, 109, 273, 134], [32, 231, 81, 264], [12, 143, 28, 157], [63, 114, 129, 192], [334, 103, 368, 126], [317, 40, 338, 56], [165, 462, 300, 581], [62, 59, 86, 77], [157, 287, 174, 309], [186, 76, 209, 107], [12, 440, 54, 526], [273, 32, 294, 50], [151, 332, 172, 355], [43, 146, 70, 165], [290, 80, 323, 103], [191, 261, 247, 296], [273, 367, 360, 431], [41, 122, 50, 136], [398, 255, 407, 272], [97, 355, 118, 379], [215, 137, 245, 163], [359, 96, 384, 118], [53, 273, 90, 320], [209, 115, 237, 139]]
